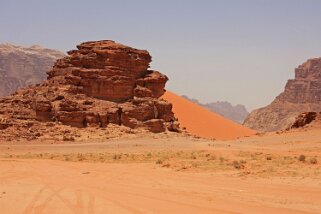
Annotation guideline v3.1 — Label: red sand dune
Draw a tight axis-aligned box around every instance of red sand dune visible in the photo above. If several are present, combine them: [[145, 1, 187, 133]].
[[162, 91, 256, 140]]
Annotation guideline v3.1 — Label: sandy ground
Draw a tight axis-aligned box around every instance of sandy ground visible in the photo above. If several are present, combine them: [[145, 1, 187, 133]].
[[0, 129, 320, 213]]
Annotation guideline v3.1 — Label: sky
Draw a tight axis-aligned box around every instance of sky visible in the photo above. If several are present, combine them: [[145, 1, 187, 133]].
[[1, 0, 321, 111]]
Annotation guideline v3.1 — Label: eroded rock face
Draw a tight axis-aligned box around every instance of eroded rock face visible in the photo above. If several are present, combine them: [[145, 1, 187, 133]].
[[0, 44, 65, 97], [47, 40, 168, 102], [279, 58, 321, 103], [0, 40, 178, 139], [290, 112, 321, 129], [244, 58, 321, 132]]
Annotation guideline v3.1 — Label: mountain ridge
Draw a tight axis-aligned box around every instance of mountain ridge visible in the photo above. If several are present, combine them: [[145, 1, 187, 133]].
[[181, 95, 249, 124], [0, 43, 65, 97]]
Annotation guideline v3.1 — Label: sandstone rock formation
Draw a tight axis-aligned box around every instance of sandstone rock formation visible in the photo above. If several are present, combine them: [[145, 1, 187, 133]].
[[181, 95, 249, 123], [290, 112, 321, 129], [244, 58, 321, 132], [0, 40, 178, 141], [0, 43, 65, 97]]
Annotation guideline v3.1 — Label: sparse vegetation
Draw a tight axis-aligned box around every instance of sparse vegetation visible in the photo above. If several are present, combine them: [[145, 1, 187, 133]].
[[310, 158, 318, 165], [298, 155, 306, 162], [219, 157, 225, 163], [191, 154, 197, 159], [162, 163, 170, 168], [63, 135, 75, 141], [77, 153, 86, 161], [64, 155, 71, 161], [232, 161, 241, 169], [239, 159, 247, 164], [1, 148, 320, 179], [156, 159, 163, 164]]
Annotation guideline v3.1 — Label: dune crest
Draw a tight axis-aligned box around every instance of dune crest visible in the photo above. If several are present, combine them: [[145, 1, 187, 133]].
[[163, 91, 256, 140]]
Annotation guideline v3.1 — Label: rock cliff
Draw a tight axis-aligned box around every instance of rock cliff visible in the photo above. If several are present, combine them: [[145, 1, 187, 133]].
[[0, 40, 179, 141], [244, 58, 321, 131], [0, 43, 65, 97]]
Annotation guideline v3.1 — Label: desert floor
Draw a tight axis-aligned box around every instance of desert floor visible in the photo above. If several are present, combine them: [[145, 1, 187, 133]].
[[0, 129, 320, 214]]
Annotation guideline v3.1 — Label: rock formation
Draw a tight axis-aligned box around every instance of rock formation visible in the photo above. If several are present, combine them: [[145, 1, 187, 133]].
[[244, 58, 321, 132], [290, 112, 321, 129], [181, 95, 249, 123], [0, 40, 179, 141], [0, 43, 65, 97]]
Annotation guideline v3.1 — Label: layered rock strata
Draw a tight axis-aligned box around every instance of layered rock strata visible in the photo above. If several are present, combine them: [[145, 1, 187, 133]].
[[0, 40, 178, 140]]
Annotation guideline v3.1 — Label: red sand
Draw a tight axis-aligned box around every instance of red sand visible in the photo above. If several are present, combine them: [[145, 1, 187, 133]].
[[162, 91, 256, 140]]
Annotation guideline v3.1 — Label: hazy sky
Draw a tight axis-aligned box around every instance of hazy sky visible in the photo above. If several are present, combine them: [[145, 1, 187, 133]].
[[1, 0, 321, 110]]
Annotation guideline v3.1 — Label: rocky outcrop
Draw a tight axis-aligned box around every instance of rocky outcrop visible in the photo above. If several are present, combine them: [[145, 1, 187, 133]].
[[244, 58, 321, 132], [182, 95, 249, 123], [0, 44, 65, 97], [0, 40, 179, 140], [290, 112, 321, 129]]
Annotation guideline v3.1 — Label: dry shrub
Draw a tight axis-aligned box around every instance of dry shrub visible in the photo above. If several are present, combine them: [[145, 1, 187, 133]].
[[298, 155, 306, 162], [239, 159, 247, 164], [310, 158, 318, 165], [233, 161, 241, 169], [156, 159, 163, 164], [219, 157, 225, 163], [162, 163, 170, 168]]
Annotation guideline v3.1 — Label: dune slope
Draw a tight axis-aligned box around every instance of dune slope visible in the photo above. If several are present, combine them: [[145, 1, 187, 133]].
[[163, 91, 256, 140]]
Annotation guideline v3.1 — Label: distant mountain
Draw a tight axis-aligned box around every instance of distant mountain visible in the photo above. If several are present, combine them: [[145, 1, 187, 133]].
[[0, 43, 65, 97], [181, 95, 249, 123]]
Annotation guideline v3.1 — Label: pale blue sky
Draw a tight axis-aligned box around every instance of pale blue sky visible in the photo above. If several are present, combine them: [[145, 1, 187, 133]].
[[1, 0, 321, 110]]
